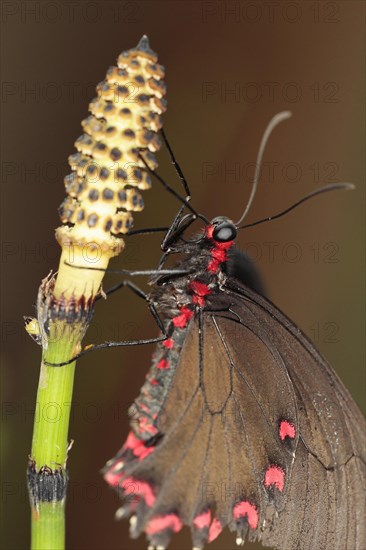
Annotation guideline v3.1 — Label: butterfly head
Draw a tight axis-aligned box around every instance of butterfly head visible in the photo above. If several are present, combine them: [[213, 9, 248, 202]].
[[209, 217, 237, 243]]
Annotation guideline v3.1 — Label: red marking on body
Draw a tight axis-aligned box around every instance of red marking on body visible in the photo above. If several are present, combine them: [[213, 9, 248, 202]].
[[121, 477, 155, 507], [192, 295, 205, 306], [151, 378, 158, 385], [208, 259, 220, 273], [163, 338, 174, 349], [193, 510, 211, 529], [211, 248, 227, 262], [207, 246, 232, 273], [264, 465, 285, 492], [279, 420, 296, 440], [145, 514, 183, 535], [208, 518, 222, 542], [233, 501, 258, 530], [206, 225, 215, 239], [206, 224, 234, 272], [124, 431, 154, 461], [172, 306, 193, 328], [189, 281, 211, 297], [157, 358, 169, 369]]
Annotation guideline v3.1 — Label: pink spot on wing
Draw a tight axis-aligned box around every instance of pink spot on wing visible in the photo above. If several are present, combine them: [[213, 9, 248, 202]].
[[124, 431, 154, 461], [103, 458, 124, 486], [264, 465, 285, 492], [208, 517, 222, 542], [121, 477, 155, 507], [172, 306, 193, 328], [146, 514, 183, 535], [138, 417, 158, 435], [157, 358, 169, 369], [163, 338, 174, 349], [139, 402, 149, 413], [125, 431, 140, 449], [104, 468, 123, 486], [233, 501, 258, 530], [193, 510, 211, 529], [279, 420, 296, 441]]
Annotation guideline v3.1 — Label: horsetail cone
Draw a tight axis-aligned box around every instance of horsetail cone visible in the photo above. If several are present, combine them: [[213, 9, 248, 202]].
[[54, 35, 167, 301], [27, 38, 166, 529]]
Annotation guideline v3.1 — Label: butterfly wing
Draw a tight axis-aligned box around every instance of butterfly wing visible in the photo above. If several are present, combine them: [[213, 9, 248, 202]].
[[220, 279, 366, 549], [104, 279, 365, 550]]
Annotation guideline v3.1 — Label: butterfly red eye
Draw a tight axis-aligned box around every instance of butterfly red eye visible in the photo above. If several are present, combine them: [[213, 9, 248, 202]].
[[212, 221, 237, 242]]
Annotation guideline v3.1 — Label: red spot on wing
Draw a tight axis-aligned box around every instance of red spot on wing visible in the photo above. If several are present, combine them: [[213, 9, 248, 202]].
[[121, 477, 155, 507], [138, 417, 158, 435], [157, 358, 169, 369], [139, 402, 149, 413], [146, 514, 183, 535], [125, 431, 140, 449], [163, 338, 174, 349], [104, 461, 124, 486], [264, 465, 285, 492], [279, 420, 296, 440], [233, 501, 259, 530], [208, 517, 222, 542], [172, 306, 193, 328], [124, 431, 155, 461], [193, 510, 211, 529]]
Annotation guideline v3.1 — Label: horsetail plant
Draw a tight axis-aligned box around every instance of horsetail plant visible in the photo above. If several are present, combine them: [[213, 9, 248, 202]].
[[26, 36, 166, 550]]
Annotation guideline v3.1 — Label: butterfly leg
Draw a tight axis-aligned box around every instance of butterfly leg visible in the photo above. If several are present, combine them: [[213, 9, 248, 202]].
[[44, 280, 167, 367], [102, 279, 166, 334]]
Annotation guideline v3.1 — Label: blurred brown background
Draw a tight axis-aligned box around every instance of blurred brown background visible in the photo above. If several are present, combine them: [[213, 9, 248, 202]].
[[1, 1, 365, 549]]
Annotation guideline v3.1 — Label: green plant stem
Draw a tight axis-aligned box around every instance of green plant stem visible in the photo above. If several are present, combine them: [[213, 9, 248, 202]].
[[31, 502, 65, 550], [30, 324, 80, 550]]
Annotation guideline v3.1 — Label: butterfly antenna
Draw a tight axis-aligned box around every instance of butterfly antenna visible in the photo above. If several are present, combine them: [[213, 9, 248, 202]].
[[160, 128, 191, 199], [238, 183, 355, 230], [235, 111, 293, 225]]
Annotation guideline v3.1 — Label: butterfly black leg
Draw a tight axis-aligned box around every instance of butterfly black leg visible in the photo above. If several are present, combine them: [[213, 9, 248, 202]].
[[97, 278, 166, 334], [43, 332, 167, 368], [44, 280, 167, 367], [63, 262, 188, 278], [160, 128, 191, 198]]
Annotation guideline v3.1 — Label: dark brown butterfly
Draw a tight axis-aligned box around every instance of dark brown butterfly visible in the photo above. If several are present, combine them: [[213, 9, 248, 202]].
[[103, 113, 366, 550]]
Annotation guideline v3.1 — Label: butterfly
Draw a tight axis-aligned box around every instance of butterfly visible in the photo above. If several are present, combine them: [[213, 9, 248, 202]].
[[103, 112, 366, 550]]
